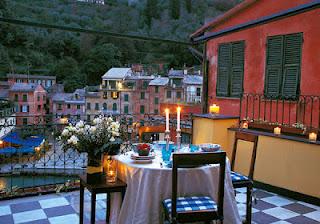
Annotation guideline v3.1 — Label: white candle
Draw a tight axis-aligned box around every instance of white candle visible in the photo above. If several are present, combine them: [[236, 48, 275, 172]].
[[274, 127, 281, 135], [165, 109, 170, 132], [309, 132, 317, 142], [177, 107, 181, 131]]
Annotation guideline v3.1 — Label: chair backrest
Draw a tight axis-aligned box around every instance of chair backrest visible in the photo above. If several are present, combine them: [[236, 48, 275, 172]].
[[171, 152, 226, 221], [231, 131, 258, 179]]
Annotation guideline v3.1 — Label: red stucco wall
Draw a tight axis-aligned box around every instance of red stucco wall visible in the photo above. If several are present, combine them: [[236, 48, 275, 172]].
[[206, 2, 320, 127]]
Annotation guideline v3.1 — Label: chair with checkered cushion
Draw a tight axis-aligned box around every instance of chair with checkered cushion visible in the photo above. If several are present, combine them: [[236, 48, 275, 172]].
[[231, 131, 259, 224], [162, 152, 226, 224]]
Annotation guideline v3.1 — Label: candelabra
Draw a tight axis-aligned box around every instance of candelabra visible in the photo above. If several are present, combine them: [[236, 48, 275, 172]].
[[176, 129, 181, 151], [165, 130, 171, 151]]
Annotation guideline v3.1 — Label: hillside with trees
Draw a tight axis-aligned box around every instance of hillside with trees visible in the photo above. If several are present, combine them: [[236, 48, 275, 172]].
[[0, 0, 241, 92]]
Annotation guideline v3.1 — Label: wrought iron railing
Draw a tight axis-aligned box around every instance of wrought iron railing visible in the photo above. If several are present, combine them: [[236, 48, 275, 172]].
[[0, 113, 192, 198], [240, 93, 320, 131]]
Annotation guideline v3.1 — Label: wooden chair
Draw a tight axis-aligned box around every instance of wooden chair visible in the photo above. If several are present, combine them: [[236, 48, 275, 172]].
[[162, 152, 226, 224], [231, 131, 259, 224]]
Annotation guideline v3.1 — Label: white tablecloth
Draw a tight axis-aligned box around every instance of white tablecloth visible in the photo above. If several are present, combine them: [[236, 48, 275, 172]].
[[110, 152, 241, 224]]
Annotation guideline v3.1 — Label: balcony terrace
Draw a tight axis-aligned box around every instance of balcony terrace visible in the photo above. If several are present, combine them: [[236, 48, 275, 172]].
[[0, 110, 319, 224]]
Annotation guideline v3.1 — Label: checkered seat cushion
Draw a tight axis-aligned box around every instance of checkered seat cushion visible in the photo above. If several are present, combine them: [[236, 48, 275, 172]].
[[231, 171, 249, 182], [163, 196, 217, 214]]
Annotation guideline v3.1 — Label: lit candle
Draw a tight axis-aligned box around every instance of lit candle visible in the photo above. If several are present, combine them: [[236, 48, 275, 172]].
[[165, 109, 170, 132], [309, 132, 317, 142], [209, 104, 220, 114], [0, 140, 3, 145], [177, 107, 181, 131], [242, 121, 248, 129], [274, 127, 281, 135]]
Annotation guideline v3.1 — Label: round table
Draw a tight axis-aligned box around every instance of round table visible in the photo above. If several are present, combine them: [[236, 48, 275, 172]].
[[110, 152, 241, 224]]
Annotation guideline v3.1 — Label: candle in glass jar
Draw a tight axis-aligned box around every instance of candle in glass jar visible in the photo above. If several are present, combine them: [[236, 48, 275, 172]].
[[177, 107, 181, 131], [209, 104, 220, 114], [274, 127, 281, 135], [242, 121, 248, 129], [165, 109, 170, 132], [309, 132, 317, 141]]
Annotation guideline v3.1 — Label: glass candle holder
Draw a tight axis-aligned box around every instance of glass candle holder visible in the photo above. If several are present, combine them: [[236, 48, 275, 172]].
[[274, 127, 281, 135], [104, 155, 118, 183], [242, 121, 249, 129], [309, 132, 317, 142]]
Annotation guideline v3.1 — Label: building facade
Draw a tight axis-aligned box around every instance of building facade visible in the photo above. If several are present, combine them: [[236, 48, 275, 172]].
[[7, 74, 56, 89], [191, 0, 320, 128], [9, 83, 47, 125], [51, 89, 86, 122]]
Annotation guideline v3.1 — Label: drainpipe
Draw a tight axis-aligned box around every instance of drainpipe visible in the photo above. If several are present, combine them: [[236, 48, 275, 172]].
[[202, 43, 209, 114]]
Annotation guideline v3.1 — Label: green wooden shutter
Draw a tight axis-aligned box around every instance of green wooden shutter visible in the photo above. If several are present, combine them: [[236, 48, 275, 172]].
[[217, 43, 231, 96], [281, 33, 302, 98], [265, 36, 283, 98], [230, 41, 244, 97]]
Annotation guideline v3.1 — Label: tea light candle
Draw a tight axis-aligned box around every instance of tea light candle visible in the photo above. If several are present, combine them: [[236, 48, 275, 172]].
[[165, 108, 170, 132], [274, 127, 281, 135], [242, 121, 249, 129], [177, 107, 181, 131], [209, 104, 220, 114], [309, 132, 317, 142]]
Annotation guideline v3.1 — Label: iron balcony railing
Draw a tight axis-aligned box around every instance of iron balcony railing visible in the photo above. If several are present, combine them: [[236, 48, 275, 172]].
[[240, 93, 320, 131], [0, 113, 192, 199]]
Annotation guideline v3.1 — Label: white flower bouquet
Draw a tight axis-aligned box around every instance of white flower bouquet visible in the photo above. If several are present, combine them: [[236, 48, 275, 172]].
[[59, 116, 123, 156]]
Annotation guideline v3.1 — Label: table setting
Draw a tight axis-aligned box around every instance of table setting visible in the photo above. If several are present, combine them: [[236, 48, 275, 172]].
[[108, 140, 241, 224]]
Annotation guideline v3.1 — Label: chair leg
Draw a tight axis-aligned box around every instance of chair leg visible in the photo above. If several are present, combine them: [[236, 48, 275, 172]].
[[246, 185, 252, 224]]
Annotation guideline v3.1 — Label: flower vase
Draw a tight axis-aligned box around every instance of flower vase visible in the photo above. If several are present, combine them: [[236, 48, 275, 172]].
[[86, 152, 103, 183]]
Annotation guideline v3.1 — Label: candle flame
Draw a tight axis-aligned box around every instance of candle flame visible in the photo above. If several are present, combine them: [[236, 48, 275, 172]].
[[165, 108, 169, 113], [177, 107, 181, 112]]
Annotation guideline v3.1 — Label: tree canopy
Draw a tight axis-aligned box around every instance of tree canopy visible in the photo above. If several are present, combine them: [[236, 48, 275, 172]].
[[0, 0, 241, 92]]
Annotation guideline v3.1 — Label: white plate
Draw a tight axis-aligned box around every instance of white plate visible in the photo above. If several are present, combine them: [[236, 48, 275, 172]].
[[131, 152, 155, 160], [132, 159, 153, 164]]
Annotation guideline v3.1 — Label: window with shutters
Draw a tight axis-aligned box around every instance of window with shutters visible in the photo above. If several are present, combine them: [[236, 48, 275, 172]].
[[265, 33, 302, 99], [124, 105, 129, 114], [141, 92, 145, 99], [124, 94, 129, 102], [112, 103, 117, 111], [140, 105, 145, 114], [216, 41, 244, 97]]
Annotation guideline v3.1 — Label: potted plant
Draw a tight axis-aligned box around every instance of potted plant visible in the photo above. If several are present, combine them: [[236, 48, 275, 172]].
[[59, 116, 123, 183]]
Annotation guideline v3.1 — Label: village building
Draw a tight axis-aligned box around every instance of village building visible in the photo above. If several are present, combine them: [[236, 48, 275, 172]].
[[8, 83, 47, 125]]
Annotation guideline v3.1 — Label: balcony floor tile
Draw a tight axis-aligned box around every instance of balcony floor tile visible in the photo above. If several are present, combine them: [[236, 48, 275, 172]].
[[0, 188, 319, 224]]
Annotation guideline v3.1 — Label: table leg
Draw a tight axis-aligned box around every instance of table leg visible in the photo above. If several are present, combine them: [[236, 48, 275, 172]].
[[79, 183, 84, 224], [106, 193, 111, 223], [91, 192, 96, 224], [121, 189, 126, 202]]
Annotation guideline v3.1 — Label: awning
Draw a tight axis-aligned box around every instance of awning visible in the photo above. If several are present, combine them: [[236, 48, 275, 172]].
[[2, 132, 44, 147]]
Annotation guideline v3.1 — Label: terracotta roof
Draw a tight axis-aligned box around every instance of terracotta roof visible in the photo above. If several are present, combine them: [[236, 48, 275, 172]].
[[190, 0, 257, 38], [168, 70, 184, 78], [7, 73, 56, 80], [102, 68, 132, 80], [183, 75, 203, 85], [9, 83, 40, 92], [149, 77, 169, 86]]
